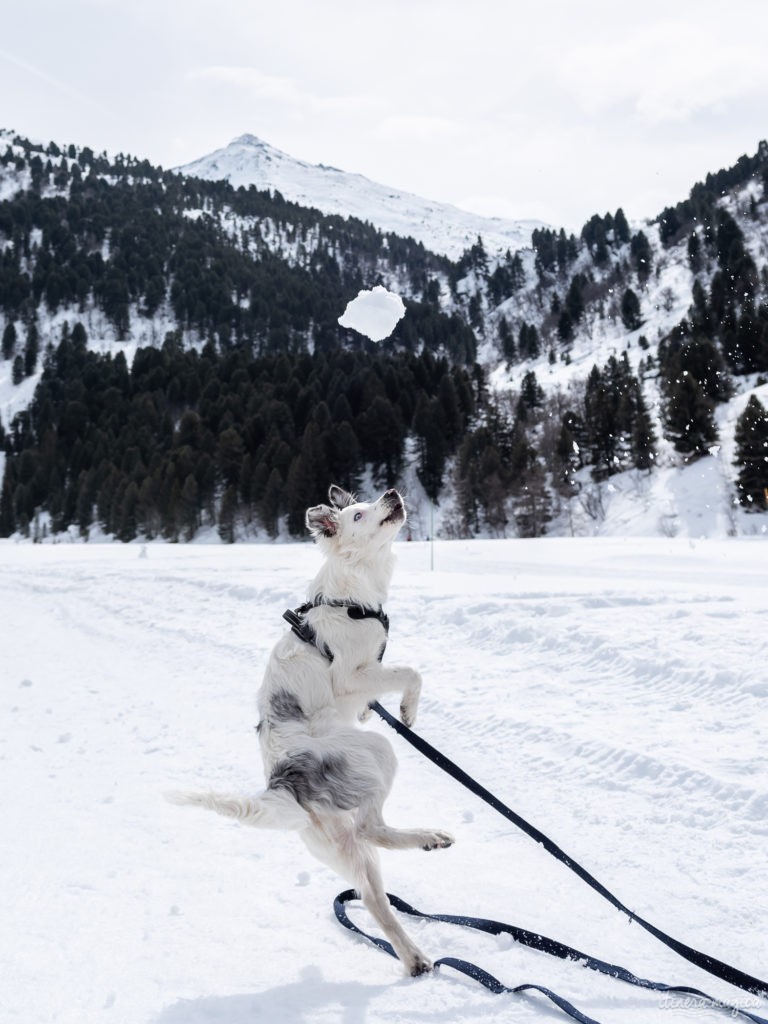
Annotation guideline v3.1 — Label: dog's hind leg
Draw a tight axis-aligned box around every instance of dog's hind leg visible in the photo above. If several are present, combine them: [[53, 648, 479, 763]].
[[357, 851, 433, 976], [301, 817, 431, 976], [166, 788, 311, 830]]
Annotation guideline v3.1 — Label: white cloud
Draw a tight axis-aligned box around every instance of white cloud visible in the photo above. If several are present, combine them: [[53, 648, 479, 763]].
[[555, 18, 768, 125], [0, 46, 106, 110], [191, 65, 386, 120], [369, 115, 463, 143], [192, 67, 302, 102]]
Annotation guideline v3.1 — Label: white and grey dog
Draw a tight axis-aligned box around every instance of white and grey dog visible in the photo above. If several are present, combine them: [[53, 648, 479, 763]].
[[170, 485, 454, 976]]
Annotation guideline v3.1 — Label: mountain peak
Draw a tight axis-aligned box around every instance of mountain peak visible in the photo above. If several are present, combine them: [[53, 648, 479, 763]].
[[231, 133, 266, 147], [229, 133, 280, 153], [177, 136, 547, 259]]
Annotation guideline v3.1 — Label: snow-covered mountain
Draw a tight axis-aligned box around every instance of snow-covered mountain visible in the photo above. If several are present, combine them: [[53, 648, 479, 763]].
[[177, 134, 546, 260], [1, 129, 766, 542]]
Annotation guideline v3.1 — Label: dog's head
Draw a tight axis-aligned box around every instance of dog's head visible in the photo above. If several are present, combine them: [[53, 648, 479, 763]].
[[306, 485, 406, 557]]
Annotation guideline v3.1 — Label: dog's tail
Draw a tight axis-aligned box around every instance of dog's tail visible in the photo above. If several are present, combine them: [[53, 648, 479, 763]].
[[165, 788, 311, 830]]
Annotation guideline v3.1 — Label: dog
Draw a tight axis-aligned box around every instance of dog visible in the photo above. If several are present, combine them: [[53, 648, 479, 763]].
[[169, 485, 454, 976]]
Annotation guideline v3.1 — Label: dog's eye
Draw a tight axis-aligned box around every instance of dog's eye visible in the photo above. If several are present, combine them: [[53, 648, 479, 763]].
[[354, 512, 363, 522]]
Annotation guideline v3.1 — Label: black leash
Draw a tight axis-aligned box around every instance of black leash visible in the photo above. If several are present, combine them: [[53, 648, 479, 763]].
[[332, 701, 768, 1024], [335, 888, 606, 1024], [334, 890, 768, 1024]]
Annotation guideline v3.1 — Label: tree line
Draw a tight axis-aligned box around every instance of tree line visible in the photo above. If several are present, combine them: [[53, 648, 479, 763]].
[[3, 321, 766, 541], [0, 327, 476, 541]]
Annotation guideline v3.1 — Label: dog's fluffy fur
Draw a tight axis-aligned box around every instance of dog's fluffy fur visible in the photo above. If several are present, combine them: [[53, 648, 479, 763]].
[[169, 485, 454, 975]]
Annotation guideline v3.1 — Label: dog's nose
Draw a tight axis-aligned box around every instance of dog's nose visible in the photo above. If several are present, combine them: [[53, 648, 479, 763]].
[[384, 489, 399, 500]]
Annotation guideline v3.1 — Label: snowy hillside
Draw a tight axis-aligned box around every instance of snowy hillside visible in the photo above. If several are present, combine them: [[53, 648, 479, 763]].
[[470, 197, 768, 540], [1, 538, 766, 1024], [177, 134, 546, 260]]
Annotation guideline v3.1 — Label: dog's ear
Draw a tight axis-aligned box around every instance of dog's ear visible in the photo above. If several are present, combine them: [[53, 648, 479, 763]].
[[328, 485, 356, 509], [306, 503, 338, 538]]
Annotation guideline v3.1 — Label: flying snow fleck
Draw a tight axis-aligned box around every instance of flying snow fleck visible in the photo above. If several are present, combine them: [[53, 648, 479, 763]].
[[338, 286, 405, 342]]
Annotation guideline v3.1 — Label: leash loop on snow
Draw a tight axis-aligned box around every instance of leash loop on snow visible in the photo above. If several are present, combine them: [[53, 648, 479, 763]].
[[334, 889, 768, 1024], [332, 701, 768, 1024]]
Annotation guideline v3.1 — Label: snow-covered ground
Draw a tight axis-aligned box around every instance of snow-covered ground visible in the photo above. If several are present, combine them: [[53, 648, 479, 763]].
[[2, 537, 767, 1024]]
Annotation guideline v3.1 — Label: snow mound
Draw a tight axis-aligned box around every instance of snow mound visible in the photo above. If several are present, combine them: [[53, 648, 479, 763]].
[[337, 286, 405, 342]]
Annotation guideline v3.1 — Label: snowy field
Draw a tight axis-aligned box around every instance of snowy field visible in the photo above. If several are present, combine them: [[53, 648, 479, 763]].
[[2, 537, 767, 1024]]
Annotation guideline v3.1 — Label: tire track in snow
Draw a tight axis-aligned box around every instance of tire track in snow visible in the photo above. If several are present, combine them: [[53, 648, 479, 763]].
[[396, 584, 768, 849], [419, 695, 766, 833]]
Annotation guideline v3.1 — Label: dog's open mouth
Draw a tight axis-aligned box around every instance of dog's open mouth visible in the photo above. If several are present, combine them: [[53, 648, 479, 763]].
[[381, 501, 404, 526]]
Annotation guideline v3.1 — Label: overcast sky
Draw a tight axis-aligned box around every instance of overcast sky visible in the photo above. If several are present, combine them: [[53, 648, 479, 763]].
[[3, 0, 768, 231]]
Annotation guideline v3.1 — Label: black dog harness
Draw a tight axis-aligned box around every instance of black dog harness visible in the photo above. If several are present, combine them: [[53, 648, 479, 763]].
[[282, 598, 390, 663]]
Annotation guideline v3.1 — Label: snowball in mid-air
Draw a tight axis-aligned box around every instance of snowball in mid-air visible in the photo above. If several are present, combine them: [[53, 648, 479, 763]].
[[337, 286, 405, 342]]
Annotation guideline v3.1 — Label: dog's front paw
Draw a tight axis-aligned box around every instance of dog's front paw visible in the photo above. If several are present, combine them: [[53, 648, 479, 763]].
[[399, 699, 417, 728], [400, 670, 422, 727], [421, 830, 455, 851]]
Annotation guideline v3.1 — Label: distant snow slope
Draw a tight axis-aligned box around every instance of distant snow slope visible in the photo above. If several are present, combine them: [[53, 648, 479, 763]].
[[1, 539, 766, 1024], [177, 134, 546, 259]]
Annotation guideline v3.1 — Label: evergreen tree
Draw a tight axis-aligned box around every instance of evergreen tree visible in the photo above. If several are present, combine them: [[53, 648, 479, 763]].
[[631, 385, 657, 470], [584, 365, 616, 478], [512, 466, 551, 538], [519, 370, 544, 412], [178, 474, 200, 540], [24, 322, 39, 377], [663, 372, 718, 458], [260, 467, 283, 538], [557, 309, 573, 342], [507, 420, 551, 537], [581, 214, 609, 264], [75, 470, 96, 537], [553, 411, 585, 497], [0, 469, 16, 537], [414, 393, 448, 502], [518, 322, 540, 360], [2, 321, 16, 360], [620, 288, 642, 331], [687, 232, 702, 272], [217, 427, 245, 489], [477, 444, 508, 535], [630, 231, 652, 280], [218, 484, 238, 542], [454, 424, 515, 536], [326, 420, 361, 492], [565, 274, 585, 324], [12, 355, 24, 385], [532, 228, 557, 276], [733, 396, 768, 510], [689, 280, 712, 337], [356, 395, 404, 486], [498, 316, 516, 362], [581, 356, 646, 479], [613, 208, 631, 245], [659, 333, 730, 403], [117, 481, 140, 542]]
